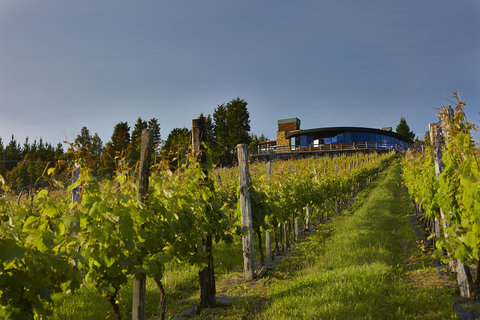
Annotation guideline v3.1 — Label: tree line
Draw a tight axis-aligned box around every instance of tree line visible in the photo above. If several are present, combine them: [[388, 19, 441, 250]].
[[0, 97, 267, 192]]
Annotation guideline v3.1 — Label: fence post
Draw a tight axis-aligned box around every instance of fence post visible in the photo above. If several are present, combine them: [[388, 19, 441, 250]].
[[443, 105, 473, 298], [237, 144, 255, 280], [132, 129, 152, 320], [429, 123, 445, 239], [192, 119, 217, 309], [265, 161, 272, 264], [306, 204, 311, 231]]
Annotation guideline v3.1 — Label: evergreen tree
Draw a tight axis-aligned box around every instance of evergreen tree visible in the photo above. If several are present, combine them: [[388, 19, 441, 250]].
[[110, 121, 131, 155], [130, 118, 148, 161], [22, 137, 31, 157], [4, 135, 22, 172], [248, 133, 268, 155], [147, 118, 161, 151], [213, 98, 251, 165], [101, 121, 131, 176], [396, 117, 415, 141], [91, 133, 103, 158]]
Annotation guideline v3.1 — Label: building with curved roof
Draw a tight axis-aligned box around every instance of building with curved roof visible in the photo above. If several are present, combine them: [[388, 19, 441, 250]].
[[257, 118, 413, 157]]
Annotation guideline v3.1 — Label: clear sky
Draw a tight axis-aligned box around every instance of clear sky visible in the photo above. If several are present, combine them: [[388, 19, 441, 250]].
[[1, 0, 479, 148]]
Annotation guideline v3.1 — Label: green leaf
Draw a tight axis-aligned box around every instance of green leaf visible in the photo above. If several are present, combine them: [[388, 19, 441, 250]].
[[0, 239, 25, 262]]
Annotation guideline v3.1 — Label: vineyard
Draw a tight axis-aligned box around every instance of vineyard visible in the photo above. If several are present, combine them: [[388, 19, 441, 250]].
[[402, 92, 480, 301], [0, 133, 394, 319]]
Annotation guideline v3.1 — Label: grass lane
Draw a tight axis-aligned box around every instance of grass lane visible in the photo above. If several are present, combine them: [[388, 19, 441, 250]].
[[254, 160, 457, 319]]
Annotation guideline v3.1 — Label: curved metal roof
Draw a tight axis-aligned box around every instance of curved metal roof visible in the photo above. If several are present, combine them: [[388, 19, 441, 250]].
[[285, 126, 413, 143]]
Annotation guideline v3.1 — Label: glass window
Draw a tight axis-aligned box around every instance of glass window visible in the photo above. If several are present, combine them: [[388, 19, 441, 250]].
[[344, 132, 351, 143], [338, 133, 344, 143], [332, 136, 337, 143], [351, 132, 358, 142], [325, 137, 331, 144]]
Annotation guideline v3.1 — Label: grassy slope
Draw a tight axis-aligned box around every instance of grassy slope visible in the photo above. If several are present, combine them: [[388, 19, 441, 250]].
[[250, 160, 457, 319]]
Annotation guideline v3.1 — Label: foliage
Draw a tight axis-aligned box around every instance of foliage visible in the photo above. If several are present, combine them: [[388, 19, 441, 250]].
[[401, 92, 480, 295], [129, 118, 161, 162], [396, 117, 415, 141], [161, 127, 190, 169], [74, 127, 103, 166], [213, 98, 251, 166], [0, 141, 393, 318], [0, 172, 82, 319]]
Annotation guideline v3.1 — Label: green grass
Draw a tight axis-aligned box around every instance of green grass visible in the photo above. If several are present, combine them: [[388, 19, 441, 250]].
[[253, 160, 457, 319]]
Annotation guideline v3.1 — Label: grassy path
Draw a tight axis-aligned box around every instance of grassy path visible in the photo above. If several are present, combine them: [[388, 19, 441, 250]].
[[250, 160, 457, 319]]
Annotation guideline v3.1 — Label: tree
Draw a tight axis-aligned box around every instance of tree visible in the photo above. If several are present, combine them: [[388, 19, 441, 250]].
[[111, 121, 131, 155], [248, 133, 268, 155], [4, 135, 22, 172], [213, 98, 251, 165], [396, 117, 415, 141], [100, 122, 131, 176], [129, 117, 161, 162], [147, 118, 161, 152], [130, 118, 148, 161], [74, 127, 103, 167]]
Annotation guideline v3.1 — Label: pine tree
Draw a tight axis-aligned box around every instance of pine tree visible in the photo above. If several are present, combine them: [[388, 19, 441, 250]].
[[130, 118, 148, 161], [110, 121, 131, 155], [396, 117, 415, 140], [213, 98, 251, 165], [147, 118, 161, 156]]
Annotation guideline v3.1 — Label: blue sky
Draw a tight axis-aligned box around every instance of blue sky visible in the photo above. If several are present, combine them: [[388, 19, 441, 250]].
[[1, 0, 479, 148]]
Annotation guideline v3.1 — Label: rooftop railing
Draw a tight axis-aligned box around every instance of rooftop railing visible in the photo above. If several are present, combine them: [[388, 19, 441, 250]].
[[258, 142, 406, 155]]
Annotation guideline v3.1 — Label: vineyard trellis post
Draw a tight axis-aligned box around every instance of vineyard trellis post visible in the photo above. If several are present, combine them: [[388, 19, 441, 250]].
[[265, 161, 272, 264], [192, 119, 217, 309], [442, 105, 473, 298], [429, 123, 445, 239], [237, 143, 255, 281], [132, 129, 152, 320]]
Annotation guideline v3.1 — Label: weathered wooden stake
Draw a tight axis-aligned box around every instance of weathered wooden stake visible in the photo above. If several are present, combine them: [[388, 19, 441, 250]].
[[265, 161, 272, 263], [132, 130, 152, 320], [237, 144, 255, 280], [306, 204, 311, 231], [192, 119, 216, 310], [294, 217, 299, 238], [429, 122, 445, 239]]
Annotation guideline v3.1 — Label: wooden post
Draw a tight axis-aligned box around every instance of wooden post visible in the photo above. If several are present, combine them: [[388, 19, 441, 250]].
[[265, 162, 272, 264], [294, 217, 299, 238], [237, 144, 255, 280], [306, 204, 311, 231], [429, 122, 445, 239], [442, 105, 473, 298], [192, 119, 216, 309], [132, 130, 152, 320]]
